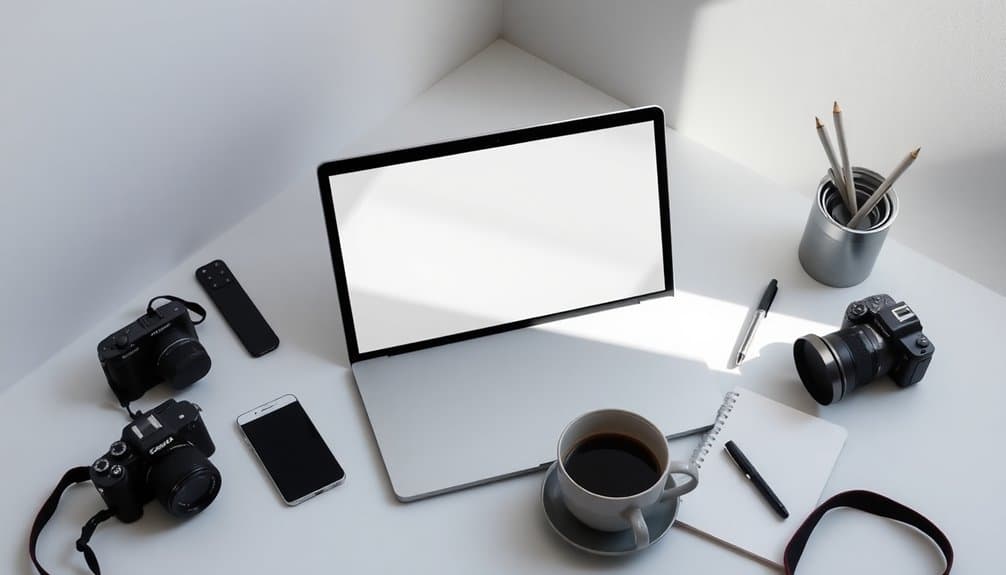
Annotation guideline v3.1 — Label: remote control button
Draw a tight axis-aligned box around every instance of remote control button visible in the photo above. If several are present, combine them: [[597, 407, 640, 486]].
[[110, 441, 128, 457], [93, 458, 110, 474]]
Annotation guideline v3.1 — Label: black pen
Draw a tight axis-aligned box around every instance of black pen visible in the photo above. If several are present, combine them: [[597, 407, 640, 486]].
[[724, 440, 789, 519], [735, 279, 778, 366]]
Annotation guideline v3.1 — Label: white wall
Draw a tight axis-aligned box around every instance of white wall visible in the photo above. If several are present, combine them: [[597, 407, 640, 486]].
[[504, 0, 1006, 295], [0, 0, 501, 390]]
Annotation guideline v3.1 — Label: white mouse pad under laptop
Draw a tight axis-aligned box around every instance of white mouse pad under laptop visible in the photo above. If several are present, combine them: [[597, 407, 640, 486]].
[[353, 318, 725, 501]]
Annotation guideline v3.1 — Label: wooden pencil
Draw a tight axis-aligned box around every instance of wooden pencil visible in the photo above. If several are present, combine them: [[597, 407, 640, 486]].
[[816, 116, 852, 214], [847, 147, 920, 229], [833, 101, 858, 213]]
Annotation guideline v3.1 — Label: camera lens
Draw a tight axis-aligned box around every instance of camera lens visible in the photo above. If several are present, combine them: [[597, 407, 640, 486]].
[[793, 324, 896, 405], [155, 326, 211, 389], [150, 445, 222, 517]]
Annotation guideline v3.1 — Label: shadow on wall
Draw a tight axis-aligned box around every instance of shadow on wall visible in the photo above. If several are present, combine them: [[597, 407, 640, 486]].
[[891, 145, 1006, 292], [503, 0, 1006, 295], [0, 1, 501, 392], [502, 0, 718, 128]]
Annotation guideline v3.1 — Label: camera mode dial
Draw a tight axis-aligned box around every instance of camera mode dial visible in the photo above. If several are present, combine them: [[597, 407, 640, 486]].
[[110, 441, 128, 457], [849, 302, 868, 319], [93, 458, 110, 474]]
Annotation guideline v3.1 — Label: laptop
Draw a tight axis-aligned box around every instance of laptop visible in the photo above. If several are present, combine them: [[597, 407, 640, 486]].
[[316, 107, 723, 501]]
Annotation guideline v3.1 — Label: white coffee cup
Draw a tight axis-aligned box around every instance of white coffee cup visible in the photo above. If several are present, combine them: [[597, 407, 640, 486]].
[[556, 409, 699, 550]]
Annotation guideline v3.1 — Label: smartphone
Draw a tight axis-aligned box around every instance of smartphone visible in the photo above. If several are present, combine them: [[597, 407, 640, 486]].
[[237, 395, 345, 505]]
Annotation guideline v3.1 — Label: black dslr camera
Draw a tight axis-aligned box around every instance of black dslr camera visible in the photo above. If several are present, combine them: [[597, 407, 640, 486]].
[[98, 297, 211, 406], [90, 399, 221, 522], [793, 294, 934, 405]]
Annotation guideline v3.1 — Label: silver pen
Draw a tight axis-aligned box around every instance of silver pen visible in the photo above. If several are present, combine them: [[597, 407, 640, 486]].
[[735, 279, 778, 366]]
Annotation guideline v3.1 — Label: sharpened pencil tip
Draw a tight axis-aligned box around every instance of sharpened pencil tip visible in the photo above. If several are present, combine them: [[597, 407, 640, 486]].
[[911, 147, 921, 158], [833, 101, 841, 113], [815, 117, 823, 128]]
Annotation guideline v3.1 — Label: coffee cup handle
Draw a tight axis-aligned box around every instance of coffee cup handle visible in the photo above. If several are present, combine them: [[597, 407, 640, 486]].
[[659, 461, 699, 502], [624, 506, 650, 550]]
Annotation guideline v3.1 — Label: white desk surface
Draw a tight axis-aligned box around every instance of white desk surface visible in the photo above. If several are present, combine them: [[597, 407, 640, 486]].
[[5, 40, 1004, 574]]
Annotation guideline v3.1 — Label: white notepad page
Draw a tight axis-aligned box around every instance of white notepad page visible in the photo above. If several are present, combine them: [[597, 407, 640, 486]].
[[677, 387, 847, 566]]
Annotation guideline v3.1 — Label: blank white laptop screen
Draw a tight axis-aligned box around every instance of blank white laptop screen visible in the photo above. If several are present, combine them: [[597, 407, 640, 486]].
[[325, 115, 668, 356]]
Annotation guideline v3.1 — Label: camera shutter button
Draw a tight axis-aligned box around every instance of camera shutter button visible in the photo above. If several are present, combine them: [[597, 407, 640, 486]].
[[110, 465, 124, 478], [114, 333, 129, 348], [916, 336, 930, 349]]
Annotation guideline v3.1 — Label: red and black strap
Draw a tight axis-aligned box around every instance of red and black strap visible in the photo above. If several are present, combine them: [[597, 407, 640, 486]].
[[784, 490, 953, 574]]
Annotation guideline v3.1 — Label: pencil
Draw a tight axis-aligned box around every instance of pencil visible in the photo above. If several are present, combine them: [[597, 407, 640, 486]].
[[847, 147, 920, 229], [833, 102, 858, 213], [816, 117, 852, 214]]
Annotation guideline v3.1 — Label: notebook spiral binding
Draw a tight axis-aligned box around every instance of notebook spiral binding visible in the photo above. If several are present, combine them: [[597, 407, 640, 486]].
[[691, 390, 740, 469]]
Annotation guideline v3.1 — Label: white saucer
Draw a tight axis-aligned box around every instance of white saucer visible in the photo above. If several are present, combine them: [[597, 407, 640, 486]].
[[541, 462, 679, 556]]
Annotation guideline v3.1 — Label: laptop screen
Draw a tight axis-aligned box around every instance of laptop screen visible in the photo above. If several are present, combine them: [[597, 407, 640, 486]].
[[318, 107, 671, 361]]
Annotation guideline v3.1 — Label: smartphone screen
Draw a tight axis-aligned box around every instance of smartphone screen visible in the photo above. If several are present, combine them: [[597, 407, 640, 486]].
[[238, 395, 345, 504]]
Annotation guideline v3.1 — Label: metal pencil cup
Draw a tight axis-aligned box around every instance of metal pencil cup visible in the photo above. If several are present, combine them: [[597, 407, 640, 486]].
[[798, 167, 898, 287]]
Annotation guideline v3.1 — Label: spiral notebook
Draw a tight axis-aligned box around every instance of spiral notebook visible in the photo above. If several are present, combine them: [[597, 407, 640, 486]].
[[677, 387, 847, 566]]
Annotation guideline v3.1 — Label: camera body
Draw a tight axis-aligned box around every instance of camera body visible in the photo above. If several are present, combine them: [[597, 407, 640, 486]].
[[98, 301, 211, 405], [90, 399, 220, 523], [793, 293, 935, 405], [841, 294, 933, 388]]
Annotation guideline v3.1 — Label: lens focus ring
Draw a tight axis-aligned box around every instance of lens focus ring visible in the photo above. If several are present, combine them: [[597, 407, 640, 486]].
[[835, 328, 875, 393]]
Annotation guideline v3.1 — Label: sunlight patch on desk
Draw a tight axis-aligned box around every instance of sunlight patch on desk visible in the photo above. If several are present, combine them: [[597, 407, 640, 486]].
[[537, 290, 837, 373]]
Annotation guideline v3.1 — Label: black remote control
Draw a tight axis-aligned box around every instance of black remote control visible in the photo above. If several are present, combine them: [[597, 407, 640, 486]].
[[196, 259, 279, 357]]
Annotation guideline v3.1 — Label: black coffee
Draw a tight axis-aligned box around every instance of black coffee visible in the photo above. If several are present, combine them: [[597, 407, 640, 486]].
[[564, 433, 661, 497]]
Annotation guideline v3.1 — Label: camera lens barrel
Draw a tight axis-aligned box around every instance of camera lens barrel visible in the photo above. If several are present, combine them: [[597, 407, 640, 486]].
[[150, 445, 222, 517], [155, 329, 211, 389], [794, 324, 894, 405]]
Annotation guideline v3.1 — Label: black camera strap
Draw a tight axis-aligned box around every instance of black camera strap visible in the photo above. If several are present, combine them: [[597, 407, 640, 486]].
[[29, 466, 114, 575], [146, 295, 206, 325], [784, 490, 953, 574]]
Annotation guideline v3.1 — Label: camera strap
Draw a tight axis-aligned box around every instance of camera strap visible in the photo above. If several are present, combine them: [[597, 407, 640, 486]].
[[784, 490, 953, 574], [29, 466, 114, 575], [146, 295, 206, 325]]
